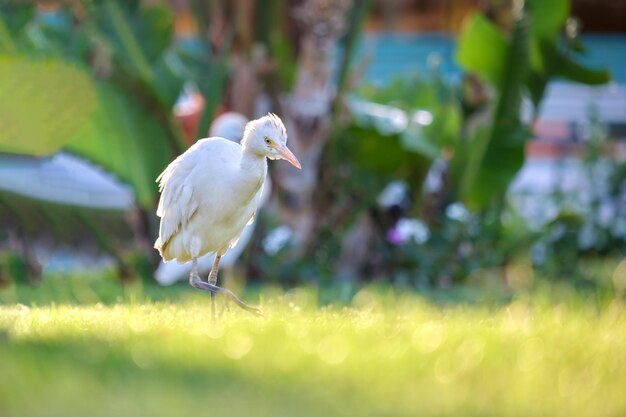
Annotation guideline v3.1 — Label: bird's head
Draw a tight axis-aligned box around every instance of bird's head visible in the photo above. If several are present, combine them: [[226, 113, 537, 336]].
[[241, 113, 301, 169]]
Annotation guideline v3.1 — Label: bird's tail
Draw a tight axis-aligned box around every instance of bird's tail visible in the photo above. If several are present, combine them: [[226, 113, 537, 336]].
[[154, 237, 175, 263], [154, 237, 164, 256]]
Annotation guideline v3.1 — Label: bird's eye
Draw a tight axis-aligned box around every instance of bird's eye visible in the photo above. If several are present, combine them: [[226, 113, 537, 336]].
[[264, 137, 272, 145]]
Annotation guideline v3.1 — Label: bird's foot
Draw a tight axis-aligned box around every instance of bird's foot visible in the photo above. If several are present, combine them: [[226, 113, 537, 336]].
[[189, 273, 209, 290], [189, 277, 262, 317]]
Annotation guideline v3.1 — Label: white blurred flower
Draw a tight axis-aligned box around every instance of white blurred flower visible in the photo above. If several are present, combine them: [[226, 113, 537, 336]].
[[577, 220, 597, 250], [446, 202, 470, 222], [423, 158, 447, 194], [612, 217, 626, 239], [262, 225, 293, 255], [388, 218, 430, 245], [377, 181, 408, 208], [596, 199, 615, 228], [530, 241, 547, 265], [550, 223, 567, 242]]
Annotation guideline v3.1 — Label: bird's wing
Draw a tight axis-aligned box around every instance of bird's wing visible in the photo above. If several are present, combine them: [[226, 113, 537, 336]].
[[227, 181, 264, 249], [246, 181, 266, 227], [154, 153, 200, 257], [154, 138, 248, 259], [245, 176, 271, 227]]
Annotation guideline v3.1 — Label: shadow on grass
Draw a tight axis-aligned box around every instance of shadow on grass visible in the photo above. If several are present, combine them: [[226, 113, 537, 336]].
[[0, 336, 339, 417]]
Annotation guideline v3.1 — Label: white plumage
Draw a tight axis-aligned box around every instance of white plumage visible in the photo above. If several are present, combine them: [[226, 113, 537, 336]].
[[155, 112, 273, 286], [155, 138, 262, 262], [154, 113, 300, 315]]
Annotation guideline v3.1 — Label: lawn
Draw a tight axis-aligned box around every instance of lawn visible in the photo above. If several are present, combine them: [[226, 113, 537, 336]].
[[1, 275, 626, 417]]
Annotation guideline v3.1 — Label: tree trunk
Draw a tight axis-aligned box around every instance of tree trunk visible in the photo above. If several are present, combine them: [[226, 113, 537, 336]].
[[274, 0, 352, 246]]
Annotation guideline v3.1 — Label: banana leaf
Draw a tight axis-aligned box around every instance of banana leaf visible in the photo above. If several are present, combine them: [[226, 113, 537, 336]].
[[255, 0, 296, 91], [526, 0, 569, 38], [65, 80, 173, 209], [194, 29, 232, 139], [0, 55, 172, 210], [0, 3, 34, 55], [334, 0, 374, 114], [527, 36, 610, 110], [456, 12, 532, 211], [0, 3, 32, 40], [356, 74, 462, 157], [453, 2, 611, 211], [89, 0, 172, 82], [455, 13, 507, 87], [457, 6, 610, 113], [0, 56, 97, 155]]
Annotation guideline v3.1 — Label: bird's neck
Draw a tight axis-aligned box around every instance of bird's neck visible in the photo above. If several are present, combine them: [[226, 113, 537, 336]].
[[240, 147, 268, 180]]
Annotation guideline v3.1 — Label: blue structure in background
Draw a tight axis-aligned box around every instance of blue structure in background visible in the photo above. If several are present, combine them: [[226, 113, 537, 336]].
[[358, 33, 626, 86], [578, 34, 626, 85], [357, 33, 458, 85]]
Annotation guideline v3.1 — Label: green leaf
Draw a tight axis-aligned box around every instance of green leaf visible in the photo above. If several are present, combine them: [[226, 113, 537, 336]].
[[0, 13, 16, 53], [455, 12, 507, 86], [459, 13, 532, 211], [195, 29, 233, 139], [465, 124, 531, 209], [424, 102, 462, 149], [65, 81, 172, 209], [401, 127, 440, 160], [0, 56, 97, 155], [96, 0, 157, 81], [342, 124, 426, 180], [259, 0, 297, 91], [557, 53, 611, 85], [526, 0, 570, 37], [270, 30, 296, 90], [153, 35, 211, 108], [136, 5, 173, 62], [19, 5, 75, 57], [333, 0, 373, 117], [526, 0, 569, 38], [357, 75, 462, 158], [527, 38, 611, 110], [0, 3, 33, 38], [0, 55, 171, 208], [526, 69, 548, 110]]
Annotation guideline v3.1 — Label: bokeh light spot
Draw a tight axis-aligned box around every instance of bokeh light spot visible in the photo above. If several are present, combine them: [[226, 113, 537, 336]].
[[412, 321, 444, 354], [317, 334, 350, 365], [223, 330, 253, 360]]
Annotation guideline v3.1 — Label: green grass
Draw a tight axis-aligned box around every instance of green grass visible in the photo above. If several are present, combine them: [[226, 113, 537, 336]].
[[1, 275, 626, 417]]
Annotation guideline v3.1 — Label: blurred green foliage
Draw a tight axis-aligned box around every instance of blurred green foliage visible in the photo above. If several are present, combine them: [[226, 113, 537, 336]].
[[454, 10, 532, 211], [530, 113, 626, 280], [0, 56, 97, 155], [0, 0, 621, 292], [0, 1, 226, 279], [336, 72, 461, 213], [294, 0, 619, 291], [64, 81, 172, 208], [454, 1, 610, 211], [0, 1, 222, 209]]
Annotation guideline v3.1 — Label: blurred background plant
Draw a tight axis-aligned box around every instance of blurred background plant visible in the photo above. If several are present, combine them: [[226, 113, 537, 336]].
[[0, 0, 624, 300]]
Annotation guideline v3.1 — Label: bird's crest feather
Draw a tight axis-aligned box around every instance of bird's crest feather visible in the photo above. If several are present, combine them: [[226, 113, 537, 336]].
[[242, 113, 287, 145]]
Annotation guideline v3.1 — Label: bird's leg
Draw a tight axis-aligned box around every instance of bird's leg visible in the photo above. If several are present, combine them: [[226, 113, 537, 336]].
[[189, 255, 262, 317], [189, 257, 213, 298], [188, 257, 201, 284], [208, 255, 220, 285], [208, 255, 221, 319]]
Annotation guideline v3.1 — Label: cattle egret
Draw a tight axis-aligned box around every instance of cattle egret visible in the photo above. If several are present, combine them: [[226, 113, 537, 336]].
[[155, 112, 272, 286], [155, 113, 300, 316]]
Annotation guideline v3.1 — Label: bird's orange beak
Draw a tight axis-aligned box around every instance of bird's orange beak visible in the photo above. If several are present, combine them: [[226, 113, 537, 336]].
[[277, 144, 301, 169]]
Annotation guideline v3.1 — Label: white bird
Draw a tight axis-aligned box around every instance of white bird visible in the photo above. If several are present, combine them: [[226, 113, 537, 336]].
[[154, 113, 300, 316], [154, 112, 272, 286]]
